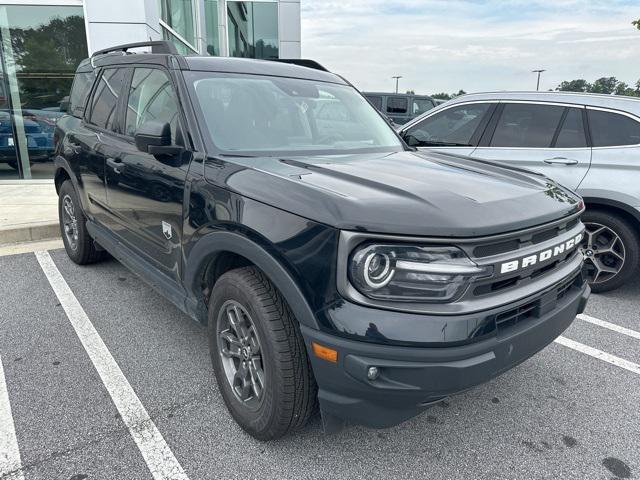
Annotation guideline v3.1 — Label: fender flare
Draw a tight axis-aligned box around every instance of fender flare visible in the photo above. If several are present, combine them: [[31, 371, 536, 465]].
[[582, 195, 640, 225], [54, 156, 94, 218], [54, 156, 75, 191], [184, 231, 320, 330]]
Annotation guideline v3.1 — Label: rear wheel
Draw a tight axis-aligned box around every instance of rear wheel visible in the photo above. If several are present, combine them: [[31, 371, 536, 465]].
[[580, 209, 639, 293], [58, 180, 106, 265], [208, 267, 317, 440]]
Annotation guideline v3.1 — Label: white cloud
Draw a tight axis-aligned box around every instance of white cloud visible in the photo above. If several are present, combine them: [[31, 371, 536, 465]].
[[301, 0, 640, 94]]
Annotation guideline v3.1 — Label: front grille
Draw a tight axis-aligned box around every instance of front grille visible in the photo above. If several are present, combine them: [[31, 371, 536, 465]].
[[486, 272, 583, 334], [473, 216, 579, 258], [473, 249, 579, 297]]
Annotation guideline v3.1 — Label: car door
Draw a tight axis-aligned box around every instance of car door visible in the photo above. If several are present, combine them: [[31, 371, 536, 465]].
[[104, 66, 189, 283], [579, 106, 640, 203], [399, 102, 495, 156], [471, 102, 592, 190], [74, 67, 130, 224]]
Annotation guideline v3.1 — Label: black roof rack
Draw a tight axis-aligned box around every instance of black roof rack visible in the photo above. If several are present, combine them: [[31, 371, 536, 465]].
[[269, 59, 328, 72], [92, 40, 178, 58]]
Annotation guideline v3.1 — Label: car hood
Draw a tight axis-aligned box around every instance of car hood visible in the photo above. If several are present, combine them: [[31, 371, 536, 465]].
[[204, 150, 581, 237]]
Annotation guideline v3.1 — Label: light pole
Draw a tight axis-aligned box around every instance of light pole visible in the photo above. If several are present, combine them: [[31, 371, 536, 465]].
[[532, 69, 546, 91], [392, 76, 403, 94]]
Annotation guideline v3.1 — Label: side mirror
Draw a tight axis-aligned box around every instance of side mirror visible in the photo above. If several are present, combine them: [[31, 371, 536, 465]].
[[134, 121, 185, 165], [59, 96, 70, 113], [134, 121, 171, 152], [404, 134, 420, 147]]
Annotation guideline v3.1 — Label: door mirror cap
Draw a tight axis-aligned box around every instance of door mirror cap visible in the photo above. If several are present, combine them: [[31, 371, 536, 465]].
[[134, 121, 171, 153]]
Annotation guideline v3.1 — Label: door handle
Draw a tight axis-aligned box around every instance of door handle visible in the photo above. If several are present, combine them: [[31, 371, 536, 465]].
[[543, 157, 578, 165], [106, 157, 124, 174]]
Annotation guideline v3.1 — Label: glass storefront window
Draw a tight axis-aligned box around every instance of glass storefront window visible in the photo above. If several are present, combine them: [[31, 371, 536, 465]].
[[227, 1, 278, 59], [0, 5, 87, 180], [160, 0, 197, 53], [204, 0, 219, 56]]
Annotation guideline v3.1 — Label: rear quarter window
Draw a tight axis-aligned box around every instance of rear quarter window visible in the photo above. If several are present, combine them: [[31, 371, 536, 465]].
[[69, 70, 96, 118], [588, 109, 640, 147], [386, 97, 408, 114]]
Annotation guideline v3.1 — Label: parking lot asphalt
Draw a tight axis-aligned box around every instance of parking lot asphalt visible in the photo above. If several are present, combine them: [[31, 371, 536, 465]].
[[1, 248, 639, 480]]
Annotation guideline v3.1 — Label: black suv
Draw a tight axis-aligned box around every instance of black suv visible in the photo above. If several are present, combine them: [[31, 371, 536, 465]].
[[54, 42, 589, 440]]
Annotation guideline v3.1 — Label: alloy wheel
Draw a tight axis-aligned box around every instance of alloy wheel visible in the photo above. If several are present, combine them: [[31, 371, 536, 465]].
[[581, 222, 626, 285], [61, 194, 79, 251], [217, 300, 266, 410]]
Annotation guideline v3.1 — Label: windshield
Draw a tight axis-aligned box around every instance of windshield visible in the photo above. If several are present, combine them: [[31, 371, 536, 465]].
[[186, 72, 403, 155]]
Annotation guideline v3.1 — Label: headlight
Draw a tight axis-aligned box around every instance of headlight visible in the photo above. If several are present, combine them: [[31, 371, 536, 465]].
[[348, 244, 492, 303]]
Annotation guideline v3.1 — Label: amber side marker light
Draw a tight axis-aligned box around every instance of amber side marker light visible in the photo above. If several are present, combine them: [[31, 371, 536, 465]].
[[312, 342, 338, 363]]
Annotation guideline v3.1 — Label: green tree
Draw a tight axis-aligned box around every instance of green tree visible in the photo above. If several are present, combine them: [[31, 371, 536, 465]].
[[431, 92, 451, 100], [557, 79, 591, 92], [633, 19, 640, 30], [10, 15, 87, 109], [614, 82, 636, 96], [590, 77, 619, 94]]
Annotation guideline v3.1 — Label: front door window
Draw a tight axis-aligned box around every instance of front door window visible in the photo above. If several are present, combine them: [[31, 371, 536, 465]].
[[404, 103, 491, 147]]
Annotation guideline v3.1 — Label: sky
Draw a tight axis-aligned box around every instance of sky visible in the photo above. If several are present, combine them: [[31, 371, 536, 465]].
[[301, 0, 640, 95]]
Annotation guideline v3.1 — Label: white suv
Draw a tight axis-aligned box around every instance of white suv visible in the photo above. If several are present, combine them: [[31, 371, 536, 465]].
[[399, 91, 640, 292]]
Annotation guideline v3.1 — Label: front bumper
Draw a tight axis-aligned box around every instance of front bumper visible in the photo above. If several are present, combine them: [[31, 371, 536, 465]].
[[301, 277, 589, 429]]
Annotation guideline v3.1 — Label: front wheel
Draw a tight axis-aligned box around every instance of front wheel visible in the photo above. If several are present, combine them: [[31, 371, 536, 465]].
[[208, 267, 317, 440], [581, 209, 640, 293]]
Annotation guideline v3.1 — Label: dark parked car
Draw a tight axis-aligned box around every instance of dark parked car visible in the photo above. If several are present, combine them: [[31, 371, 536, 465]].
[[0, 109, 61, 170], [398, 91, 640, 292], [363, 92, 437, 125], [55, 42, 589, 440]]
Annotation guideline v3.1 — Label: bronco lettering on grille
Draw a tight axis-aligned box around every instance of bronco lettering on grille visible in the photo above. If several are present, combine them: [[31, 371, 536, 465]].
[[500, 233, 583, 274]]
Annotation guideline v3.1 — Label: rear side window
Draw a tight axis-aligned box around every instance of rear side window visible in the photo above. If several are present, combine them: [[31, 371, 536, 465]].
[[404, 103, 491, 146], [555, 108, 587, 148], [491, 103, 564, 148], [588, 109, 640, 147], [365, 95, 383, 111], [387, 97, 408, 114], [69, 71, 96, 118], [88, 68, 129, 131]]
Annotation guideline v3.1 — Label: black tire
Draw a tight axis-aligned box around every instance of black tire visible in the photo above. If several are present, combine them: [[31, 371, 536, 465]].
[[58, 180, 107, 265], [581, 209, 640, 293], [208, 266, 317, 440]]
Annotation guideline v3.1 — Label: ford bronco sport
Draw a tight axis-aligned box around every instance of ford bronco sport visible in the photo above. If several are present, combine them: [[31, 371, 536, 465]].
[[54, 41, 589, 440]]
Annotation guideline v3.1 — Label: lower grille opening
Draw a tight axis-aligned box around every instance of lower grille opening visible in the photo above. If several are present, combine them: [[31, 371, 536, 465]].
[[486, 272, 582, 334], [494, 300, 537, 330]]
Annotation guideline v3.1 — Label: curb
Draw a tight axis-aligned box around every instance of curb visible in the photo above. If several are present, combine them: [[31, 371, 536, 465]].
[[0, 221, 61, 246]]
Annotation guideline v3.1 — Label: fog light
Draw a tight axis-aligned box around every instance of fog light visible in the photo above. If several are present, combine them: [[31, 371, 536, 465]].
[[367, 366, 379, 380]]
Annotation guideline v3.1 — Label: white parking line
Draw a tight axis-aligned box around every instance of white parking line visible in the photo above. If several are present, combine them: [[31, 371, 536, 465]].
[[555, 336, 640, 376], [0, 355, 25, 480], [577, 313, 640, 340], [35, 251, 189, 480]]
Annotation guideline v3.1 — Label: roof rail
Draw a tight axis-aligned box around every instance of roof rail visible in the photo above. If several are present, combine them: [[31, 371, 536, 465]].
[[269, 59, 329, 72], [92, 40, 179, 58]]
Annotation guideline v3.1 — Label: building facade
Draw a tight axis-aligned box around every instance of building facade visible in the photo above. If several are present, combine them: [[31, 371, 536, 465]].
[[0, 0, 301, 180]]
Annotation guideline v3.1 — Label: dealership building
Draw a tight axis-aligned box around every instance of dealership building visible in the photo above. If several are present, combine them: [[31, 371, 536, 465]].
[[0, 0, 301, 180]]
